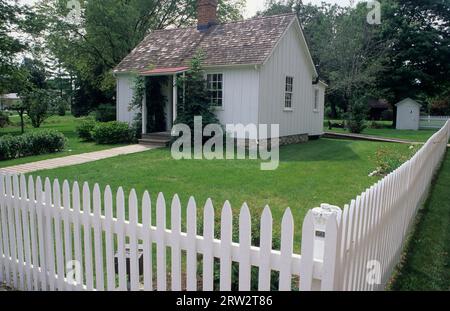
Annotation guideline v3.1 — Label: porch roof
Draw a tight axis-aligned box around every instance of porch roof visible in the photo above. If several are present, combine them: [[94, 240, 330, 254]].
[[140, 66, 189, 76]]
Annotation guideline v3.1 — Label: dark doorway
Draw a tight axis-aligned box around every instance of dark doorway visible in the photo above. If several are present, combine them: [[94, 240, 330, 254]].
[[145, 76, 168, 133]]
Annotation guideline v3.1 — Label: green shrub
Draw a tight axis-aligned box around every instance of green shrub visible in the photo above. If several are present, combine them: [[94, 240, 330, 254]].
[[76, 117, 96, 141], [95, 104, 116, 122], [0, 130, 66, 161], [0, 135, 19, 160], [57, 101, 68, 116], [92, 121, 134, 144], [373, 145, 419, 176], [0, 112, 10, 128], [346, 97, 368, 134]]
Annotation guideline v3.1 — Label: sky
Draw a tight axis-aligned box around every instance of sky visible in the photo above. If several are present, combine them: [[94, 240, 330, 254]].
[[244, 0, 359, 17], [19, 0, 360, 18]]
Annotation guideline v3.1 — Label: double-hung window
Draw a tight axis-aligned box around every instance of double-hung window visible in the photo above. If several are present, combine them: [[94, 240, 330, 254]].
[[207, 73, 223, 107], [314, 89, 319, 111], [285, 76, 294, 109]]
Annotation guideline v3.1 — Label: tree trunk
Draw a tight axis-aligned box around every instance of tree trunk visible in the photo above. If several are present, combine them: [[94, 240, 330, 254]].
[[19, 112, 24, 134]]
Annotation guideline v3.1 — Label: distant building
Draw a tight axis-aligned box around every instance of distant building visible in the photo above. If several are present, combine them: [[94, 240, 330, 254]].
[[396, 98, 421, 130], [0, 93, 21, 111]]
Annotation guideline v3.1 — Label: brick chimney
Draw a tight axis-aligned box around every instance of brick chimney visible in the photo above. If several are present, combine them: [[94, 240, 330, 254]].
[[197, 0, 218, 31]]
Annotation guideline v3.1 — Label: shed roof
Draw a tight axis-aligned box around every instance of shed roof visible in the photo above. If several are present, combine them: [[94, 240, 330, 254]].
[[114, 13, 314, 75], [395, 98, 421, 107]]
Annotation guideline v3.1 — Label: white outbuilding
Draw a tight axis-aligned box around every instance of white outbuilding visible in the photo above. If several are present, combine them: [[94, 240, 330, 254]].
[[396, 98, 421, 130]]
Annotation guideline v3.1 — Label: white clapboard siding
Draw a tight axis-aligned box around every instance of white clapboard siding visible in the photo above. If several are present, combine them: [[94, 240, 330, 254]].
[[0, 121, 448, 292]]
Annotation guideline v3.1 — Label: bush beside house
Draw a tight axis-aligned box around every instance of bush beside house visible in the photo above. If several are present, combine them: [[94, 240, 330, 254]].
[[76, 119, 135, 145]]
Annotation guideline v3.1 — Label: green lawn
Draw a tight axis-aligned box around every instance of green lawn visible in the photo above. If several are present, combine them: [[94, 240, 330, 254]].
[[0, 115, 127, 168], [392, 151, 450, 291], [324, 120, 437, 142], [30, 138, 414, 250]]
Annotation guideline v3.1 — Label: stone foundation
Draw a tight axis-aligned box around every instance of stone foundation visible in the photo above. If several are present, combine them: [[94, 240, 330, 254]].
[[235, 134, 310, 149]]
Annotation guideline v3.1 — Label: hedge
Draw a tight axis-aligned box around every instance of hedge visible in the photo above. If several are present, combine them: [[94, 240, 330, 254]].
[[92, 121, 135, 144], [0, 130, 66, 161], [75, 117, 96, 141]]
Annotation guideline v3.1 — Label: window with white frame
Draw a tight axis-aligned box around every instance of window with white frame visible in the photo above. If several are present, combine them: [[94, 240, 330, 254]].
[[314, 89, 319, 111], [207, 73, 223, 107], [285, 76, 294, 109]]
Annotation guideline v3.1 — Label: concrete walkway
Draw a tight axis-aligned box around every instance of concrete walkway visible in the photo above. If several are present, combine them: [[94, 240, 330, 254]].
[[324, 131, 425, 145], [0, 145, 153, 175]]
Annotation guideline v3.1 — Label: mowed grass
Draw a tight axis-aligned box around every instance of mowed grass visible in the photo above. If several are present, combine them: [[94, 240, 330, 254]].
[[0, 115, 127, 168], [31, 138, 414, 250], [324, 120, 437, 142], [392, 151, 450, 291]]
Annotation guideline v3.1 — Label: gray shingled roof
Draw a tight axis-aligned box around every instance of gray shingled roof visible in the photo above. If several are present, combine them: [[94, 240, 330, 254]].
[[114, 13, 297, 73]]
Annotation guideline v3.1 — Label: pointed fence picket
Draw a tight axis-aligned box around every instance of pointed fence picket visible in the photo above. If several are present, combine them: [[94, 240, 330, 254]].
[[0, 120, 448, 292]]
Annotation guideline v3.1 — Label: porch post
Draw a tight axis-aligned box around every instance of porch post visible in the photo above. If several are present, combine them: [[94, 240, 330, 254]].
[[172, 74, 178, 123], [142, 92, 147, 134]]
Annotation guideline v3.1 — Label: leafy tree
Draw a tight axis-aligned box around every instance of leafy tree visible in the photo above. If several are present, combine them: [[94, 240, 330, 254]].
[[377, 0, 450, 125], [174, 51, 219, 131], [23, 89, 53, 128], [346, 95, 369, 134], [0, 0, 26, 93], [10, 101, 27, 134], [31, 0, 244, 116]]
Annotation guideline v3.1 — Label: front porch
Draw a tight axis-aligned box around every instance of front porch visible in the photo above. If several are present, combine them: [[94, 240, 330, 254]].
[[139, 67, 187, 141]]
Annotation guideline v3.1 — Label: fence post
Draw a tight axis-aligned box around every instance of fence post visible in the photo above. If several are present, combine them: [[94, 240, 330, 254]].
[[301, 204, 342, 291]]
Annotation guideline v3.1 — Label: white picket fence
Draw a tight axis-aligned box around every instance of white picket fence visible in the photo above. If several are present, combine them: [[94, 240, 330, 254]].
[[0, 120, 449, 292], [420, 115, 450, 129], [334, 119, 450, 290], [0, 174, 338, 291]]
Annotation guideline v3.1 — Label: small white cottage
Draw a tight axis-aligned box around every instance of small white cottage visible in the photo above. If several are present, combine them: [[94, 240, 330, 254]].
[[114, 0, 326, 145], [396, 98, 421, 130]]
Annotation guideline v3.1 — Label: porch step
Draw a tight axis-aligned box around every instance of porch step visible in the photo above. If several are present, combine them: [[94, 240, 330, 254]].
[[139, 132, 172, 147]]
